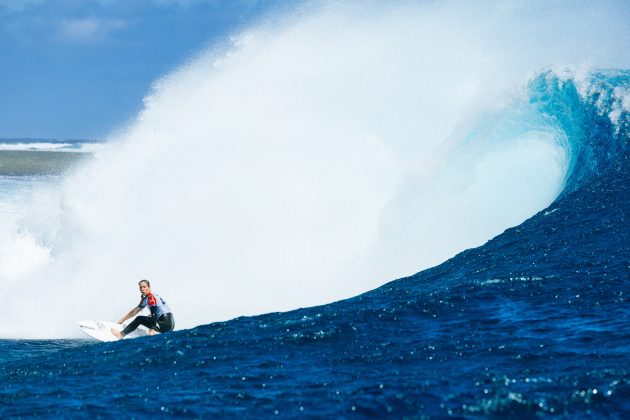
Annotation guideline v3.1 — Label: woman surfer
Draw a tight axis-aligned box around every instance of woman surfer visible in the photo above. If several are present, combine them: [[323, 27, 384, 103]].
[[112, 279, 175, 339]]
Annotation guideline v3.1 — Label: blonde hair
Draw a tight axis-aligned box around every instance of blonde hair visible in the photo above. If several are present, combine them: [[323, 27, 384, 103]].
[[138, 279, 151, 287]]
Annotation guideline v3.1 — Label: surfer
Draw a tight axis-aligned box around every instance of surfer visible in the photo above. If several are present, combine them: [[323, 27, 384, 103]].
[[112, 279, 175, 339]]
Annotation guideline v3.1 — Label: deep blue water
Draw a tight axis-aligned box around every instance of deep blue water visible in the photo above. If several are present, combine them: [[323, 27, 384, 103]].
[[1, 71, 629, 418]]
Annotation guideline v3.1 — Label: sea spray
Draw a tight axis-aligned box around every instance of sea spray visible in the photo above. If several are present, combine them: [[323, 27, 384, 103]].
[[1, 0, 629, 338]]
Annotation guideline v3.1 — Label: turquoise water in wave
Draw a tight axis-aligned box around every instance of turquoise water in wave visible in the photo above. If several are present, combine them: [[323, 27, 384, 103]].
[[0, 71, 628, 417]]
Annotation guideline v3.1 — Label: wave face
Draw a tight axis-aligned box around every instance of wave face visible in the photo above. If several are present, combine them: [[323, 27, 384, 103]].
[[0, 1, 629, 416], [2, 1, 629, 338]]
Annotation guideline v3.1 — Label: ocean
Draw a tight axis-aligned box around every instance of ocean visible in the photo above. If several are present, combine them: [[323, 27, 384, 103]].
[[1, 2, 629, 418]]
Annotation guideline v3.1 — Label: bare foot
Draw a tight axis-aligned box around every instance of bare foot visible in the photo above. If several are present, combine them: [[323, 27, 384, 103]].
[[111, 328, 123, 339], [147, 329, 157, 336]]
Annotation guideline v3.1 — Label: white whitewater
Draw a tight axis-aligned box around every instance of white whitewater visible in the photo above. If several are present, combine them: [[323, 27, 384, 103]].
[[1, 0, 629, 337]]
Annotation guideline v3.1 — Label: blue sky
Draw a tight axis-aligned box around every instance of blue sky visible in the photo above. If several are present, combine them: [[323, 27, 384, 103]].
[[0, 0, 288, 140]]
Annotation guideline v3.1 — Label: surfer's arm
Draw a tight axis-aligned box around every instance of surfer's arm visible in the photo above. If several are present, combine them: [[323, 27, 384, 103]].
[[117, 306, 142, 324]]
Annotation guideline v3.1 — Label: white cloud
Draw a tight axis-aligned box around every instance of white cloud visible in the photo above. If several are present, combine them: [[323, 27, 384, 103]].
[[57, 17, 125, 43]]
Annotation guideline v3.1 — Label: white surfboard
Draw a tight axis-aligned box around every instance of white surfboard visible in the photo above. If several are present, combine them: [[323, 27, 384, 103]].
[[76, 320, 151, 342]]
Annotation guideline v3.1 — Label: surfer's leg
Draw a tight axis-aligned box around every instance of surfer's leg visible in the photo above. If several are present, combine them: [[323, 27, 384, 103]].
[[155, 313, 175, 333], [121, 316, 155, 337]]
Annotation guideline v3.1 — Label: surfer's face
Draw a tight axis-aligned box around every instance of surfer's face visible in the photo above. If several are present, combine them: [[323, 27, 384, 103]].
[[139, 282, 150, 296]]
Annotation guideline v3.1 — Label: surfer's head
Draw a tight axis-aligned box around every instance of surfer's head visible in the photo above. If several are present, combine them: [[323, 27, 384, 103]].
[[138, 279, 151, 296]]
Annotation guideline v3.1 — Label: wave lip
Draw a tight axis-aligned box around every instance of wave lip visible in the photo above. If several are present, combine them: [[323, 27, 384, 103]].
[[527, 69, 630, 197]]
